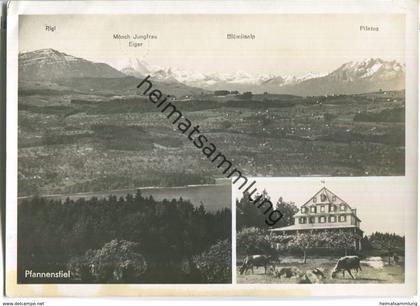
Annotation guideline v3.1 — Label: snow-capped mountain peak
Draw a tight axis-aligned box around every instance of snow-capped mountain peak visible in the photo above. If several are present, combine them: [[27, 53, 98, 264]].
[[19, 48, 126, 80], [332, 58, 404, 81], [18, 49, 405, 95], [116, 57, 404, 95], [114, 58, 158, 78], [20, 48, 83, 64], [116, 59, 329, 89]]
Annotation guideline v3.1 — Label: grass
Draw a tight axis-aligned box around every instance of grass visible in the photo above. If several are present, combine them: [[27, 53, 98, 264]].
[[237, 256, 404, 284]]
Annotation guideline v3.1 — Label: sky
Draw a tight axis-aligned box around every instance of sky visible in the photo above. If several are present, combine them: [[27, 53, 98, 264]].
[[233, 178, 411, 236], [19, 14, 405, 75]]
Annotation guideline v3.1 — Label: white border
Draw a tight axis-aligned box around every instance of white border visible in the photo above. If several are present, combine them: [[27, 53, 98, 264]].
[[6, 0, 418, 297]]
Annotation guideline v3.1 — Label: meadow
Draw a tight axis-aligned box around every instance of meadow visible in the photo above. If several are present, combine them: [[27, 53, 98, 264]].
[[237, 256, 404, 284], [18, 83, 405, 197]]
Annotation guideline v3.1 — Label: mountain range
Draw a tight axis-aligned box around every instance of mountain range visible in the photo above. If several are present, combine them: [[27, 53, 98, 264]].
[[19, 48, 126, 79], [19, 49, 204, 97], [117, 57, 405, 96], [19, 49, 405, 96]]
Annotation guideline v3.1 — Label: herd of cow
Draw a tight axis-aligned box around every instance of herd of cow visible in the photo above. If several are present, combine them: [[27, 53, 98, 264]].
[[239, 255, 362, 283]]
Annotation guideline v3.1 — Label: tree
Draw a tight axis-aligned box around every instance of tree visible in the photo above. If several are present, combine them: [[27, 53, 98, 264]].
[[236, 192, 297, 230], [239, 91, 253, 100], [72, 239, 147, 283], [18, 193, 232, 283], [325, 231, 356, 256], [236, 191, 268, 229], [275, 232, 327, 263], [236, 227, 275, 256], [275, 198, 299, 228], [193, 239, 231, 283], [361, 235, 373, 251], [369, 232, 405, 264], [214, 90, 230, 96], [287, 232, 321, 263]]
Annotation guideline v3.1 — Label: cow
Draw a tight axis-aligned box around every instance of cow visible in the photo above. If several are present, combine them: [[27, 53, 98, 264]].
[[311, 268, 325, 279], [331, 256, 362, 279], [239, 255, 273, 275], [269, 266, 302, 279], [297, 273, 312, 284], [301, 268, 326, 284]]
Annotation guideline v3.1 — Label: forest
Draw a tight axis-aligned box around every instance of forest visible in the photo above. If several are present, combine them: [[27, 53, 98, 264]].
[[18, 191, 231, 284]]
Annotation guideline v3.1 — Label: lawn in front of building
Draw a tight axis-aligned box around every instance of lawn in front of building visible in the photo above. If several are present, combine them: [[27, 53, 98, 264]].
[[236, 256, 404, 284]]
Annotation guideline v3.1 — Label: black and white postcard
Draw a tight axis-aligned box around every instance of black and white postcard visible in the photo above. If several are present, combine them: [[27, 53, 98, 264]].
[[4, 0, 417, 297]]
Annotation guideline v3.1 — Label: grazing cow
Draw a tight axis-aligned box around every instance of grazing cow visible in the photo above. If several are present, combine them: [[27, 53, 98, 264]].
[[297, 273, 312, 284], [240, 255, 272, 275], [302, 268, 326, 284], [311, 268, 325, 279], [331, 256, 362, 279], [269, 266, 302, 279]]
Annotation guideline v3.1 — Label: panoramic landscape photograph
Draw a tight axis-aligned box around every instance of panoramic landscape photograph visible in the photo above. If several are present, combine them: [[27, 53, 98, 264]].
[[17, 14, 405, 284]]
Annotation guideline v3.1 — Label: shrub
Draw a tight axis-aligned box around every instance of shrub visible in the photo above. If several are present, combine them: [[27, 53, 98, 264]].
[[193, 239, 231, 283], [237, 227, 275, 256], [70, 239, 147, 283]]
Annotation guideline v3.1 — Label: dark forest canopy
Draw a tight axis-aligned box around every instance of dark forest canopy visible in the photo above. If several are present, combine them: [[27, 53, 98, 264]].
[[236, 190, 298, 230], [18, 191, 231, 284]]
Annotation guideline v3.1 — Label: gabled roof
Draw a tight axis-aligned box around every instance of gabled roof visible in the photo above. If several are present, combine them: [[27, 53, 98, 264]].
[[272, 187, 362, 231], [302, 187, 348, 208], [296, 187, 360, 222]]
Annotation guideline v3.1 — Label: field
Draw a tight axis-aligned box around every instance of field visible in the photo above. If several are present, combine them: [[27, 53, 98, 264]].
[[237, 256, 405, 284], [18, 80, 405, 196]]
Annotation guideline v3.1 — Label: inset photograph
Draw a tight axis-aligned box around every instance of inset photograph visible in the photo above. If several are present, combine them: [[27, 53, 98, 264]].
[[18, 183, 232, 284], [236, 178, 406, 284]]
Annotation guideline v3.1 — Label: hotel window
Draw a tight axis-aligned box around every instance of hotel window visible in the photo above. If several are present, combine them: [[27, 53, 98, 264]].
[[329, 216, 336, 223], [340, 204, 346, 211], [320, 194, 327, 202], [299, 217, 307, 224], [319, 216, 326, 223], [313, 197, 317, 203], [320, 205, 325, 212], [301, 207, 306, 213], [309, 217, 315, 224], [310, 206, 316, 213], [339, 215, 347, 222], [332, 196, 337, 201]]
